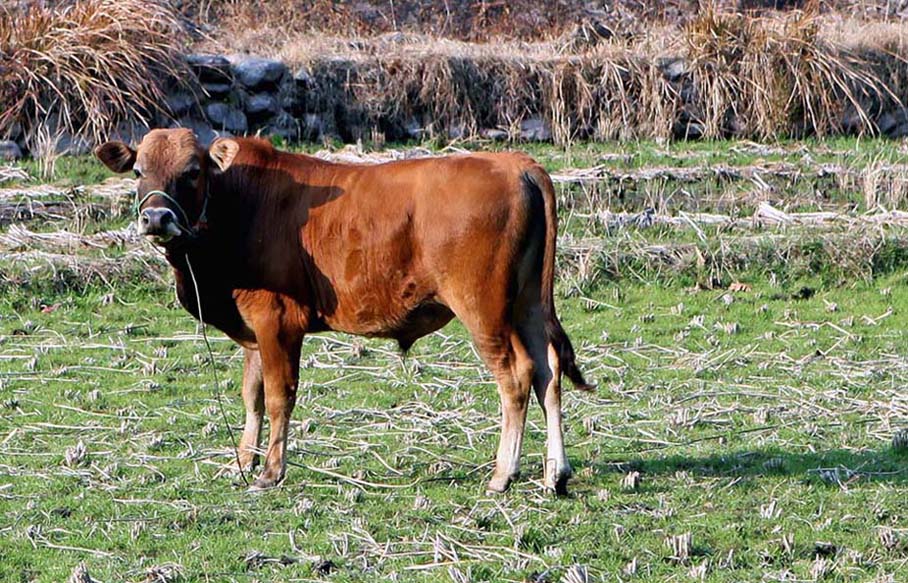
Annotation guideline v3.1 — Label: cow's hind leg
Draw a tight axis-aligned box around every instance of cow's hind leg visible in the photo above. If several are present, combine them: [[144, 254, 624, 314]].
[[237, 348, 264, 473], [517, 306, 571, 495], [250, 330, 303, 490], [463, 323, 535, 493]]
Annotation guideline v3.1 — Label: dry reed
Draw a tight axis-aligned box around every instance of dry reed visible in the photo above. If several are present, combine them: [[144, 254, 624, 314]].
[[0, 0, 191, 151], [200, 6, 906, 144]]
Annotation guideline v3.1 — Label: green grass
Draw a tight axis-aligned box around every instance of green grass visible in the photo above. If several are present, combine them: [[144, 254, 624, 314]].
[[2, 273, 908, 582], [4, 138, 908, 582], [10, 156, 117, 188], [10, 135, 907, 188]]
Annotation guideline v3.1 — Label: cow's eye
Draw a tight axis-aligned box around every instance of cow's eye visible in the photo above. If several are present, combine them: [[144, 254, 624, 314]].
[[184, 166, 200, 180]]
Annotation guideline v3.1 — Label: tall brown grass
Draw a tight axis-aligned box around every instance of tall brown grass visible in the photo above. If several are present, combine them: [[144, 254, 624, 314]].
[[195, 0, 908, 43], [0, 0, 190, 153], [205, 4, 901, 145], [202, 0, 688, 42], [682, 3, 890, 139]]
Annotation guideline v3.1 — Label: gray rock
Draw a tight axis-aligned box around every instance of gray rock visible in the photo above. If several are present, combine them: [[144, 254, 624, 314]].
[[877, 112, 898, 135], [281, 92, 300, 114], [232, 57, 287, 90], [202, 82, 233, 100], [519, 117, 551, 141], [679, 83, 697, 104], [877, 109, 908, 136], [447, 124, 467, 140], [658, 57, 687, 82], [723, 112, 744, 137], [205, 102, 248, 134], [404, 117, 424, 139], [841, 106, 869, 134], [888, 122, 908, 139], [673, 120, 705, 140], [172, 117, 218, 146], [0, 140, 22, 161], [263, 112, 299, 142], [166, 93, 195, 117], [245, 93, 280, 119], [293, 67, 313, 86], [187, 54, 231, 83], [109, 120, 150, 145], [300, 113, 326, 140], [6, 122, 23, 141], [56, 133, 92, 156], [481, 128, 509, 141]]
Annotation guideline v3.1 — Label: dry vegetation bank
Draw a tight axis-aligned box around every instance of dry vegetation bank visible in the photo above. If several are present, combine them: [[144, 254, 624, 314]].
[[202, 0, 908, 42], [5, 1, 908, 150], [200, 8, 908, 144]]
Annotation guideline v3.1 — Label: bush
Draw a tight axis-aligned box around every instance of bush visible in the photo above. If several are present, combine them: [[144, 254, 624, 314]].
[[0, 0, 190, 153], [682, 3, 888, 139]]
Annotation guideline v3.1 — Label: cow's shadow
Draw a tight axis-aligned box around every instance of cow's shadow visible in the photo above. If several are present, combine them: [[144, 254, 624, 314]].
[[580, 446, 908, 485], [207, 160, 345, 320]]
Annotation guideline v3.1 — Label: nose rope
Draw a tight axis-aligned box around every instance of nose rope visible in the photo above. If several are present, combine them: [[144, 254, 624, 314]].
[[184, 254, 250, 487], [138, 190, 246, 485], [136, 189, 209, 235]]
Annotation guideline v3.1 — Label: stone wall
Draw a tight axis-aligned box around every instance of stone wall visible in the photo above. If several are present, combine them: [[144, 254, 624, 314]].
[[3, 50, 908, 161], [158, 53, 530, 147], [163, 52, 908, 146]]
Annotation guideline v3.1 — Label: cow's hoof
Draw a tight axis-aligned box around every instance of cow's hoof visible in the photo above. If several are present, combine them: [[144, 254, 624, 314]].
[[544, 465, 572, 496], [486, 472, 517, 494], [247, 475, 282, 492], [545, 472, 571, 496]]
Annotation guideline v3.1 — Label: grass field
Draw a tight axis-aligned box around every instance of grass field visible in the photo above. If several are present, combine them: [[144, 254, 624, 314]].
[[3, 138, 908, 582]]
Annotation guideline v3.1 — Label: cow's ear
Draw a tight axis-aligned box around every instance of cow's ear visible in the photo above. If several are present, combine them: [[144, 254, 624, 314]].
[[94, 141, 136, 174], [209, 138, 239, 173]]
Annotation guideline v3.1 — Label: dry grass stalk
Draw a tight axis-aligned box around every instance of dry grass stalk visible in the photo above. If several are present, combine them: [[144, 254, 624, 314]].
[[0, 0, 191, 151], [666, 532, 694, 563], [682, 3, 891, 139], [892, 428, 908, 451], [0, 165, 29, 184], [621, 470, 642, 491], [67, 563, 99, 583], [561, 565, 591, 583]]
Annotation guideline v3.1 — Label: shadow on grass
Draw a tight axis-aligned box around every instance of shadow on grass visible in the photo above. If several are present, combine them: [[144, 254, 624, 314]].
[[588, 447, 908, 485]]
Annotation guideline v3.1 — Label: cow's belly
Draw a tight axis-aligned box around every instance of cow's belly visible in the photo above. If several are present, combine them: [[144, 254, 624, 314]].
[[321, 276, 454, 347], [325, 299, 454, 349]]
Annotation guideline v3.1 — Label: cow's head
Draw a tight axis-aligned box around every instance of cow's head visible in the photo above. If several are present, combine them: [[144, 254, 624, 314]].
[[95, 129, 239, 245]]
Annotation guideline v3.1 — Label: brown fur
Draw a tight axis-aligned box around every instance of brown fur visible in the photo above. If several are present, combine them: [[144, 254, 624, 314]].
[[95, 129, 591, 493]]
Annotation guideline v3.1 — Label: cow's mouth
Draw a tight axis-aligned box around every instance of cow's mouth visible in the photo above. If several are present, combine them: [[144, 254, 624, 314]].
[[145, 233, 176, 245], [139, 220, 183, 246]]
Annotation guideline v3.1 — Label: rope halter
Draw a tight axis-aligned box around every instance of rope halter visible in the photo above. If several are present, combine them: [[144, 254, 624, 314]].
[[135, 188, 209, 237]]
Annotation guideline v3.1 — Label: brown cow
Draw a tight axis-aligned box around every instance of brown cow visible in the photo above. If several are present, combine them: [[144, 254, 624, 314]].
[[95, 129, 591, 494]]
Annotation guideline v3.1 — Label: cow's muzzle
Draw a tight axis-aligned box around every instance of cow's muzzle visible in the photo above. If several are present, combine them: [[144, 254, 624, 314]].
[[138, 207, 182, 243]]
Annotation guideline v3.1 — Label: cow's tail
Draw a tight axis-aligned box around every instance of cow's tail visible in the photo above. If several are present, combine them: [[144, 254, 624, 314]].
[[524, 167, 594, 392]]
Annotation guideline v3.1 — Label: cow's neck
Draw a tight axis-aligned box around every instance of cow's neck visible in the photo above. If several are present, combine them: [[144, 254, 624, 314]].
[[165, 166, 323, 312]]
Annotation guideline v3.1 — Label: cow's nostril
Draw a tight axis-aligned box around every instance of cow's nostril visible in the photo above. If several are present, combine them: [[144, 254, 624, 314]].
[[140, 214, 150, 225]]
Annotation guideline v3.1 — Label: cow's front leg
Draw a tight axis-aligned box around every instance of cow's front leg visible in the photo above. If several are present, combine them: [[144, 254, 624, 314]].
[[249, 327, 303, 490], [237, 348, 264, 473]]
